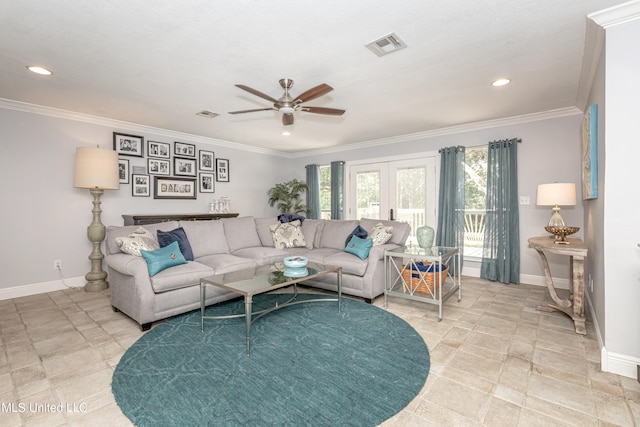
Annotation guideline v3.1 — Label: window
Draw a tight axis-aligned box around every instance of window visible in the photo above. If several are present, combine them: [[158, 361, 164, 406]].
[[319, 165, 332, 219], [464, 147, 488, 257]]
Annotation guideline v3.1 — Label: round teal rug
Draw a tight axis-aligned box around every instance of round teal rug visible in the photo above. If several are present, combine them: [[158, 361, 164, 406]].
[[112, 294, 430, 426]]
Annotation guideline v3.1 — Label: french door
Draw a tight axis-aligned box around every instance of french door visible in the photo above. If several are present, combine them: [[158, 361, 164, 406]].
[[347, 157, 436, 244]]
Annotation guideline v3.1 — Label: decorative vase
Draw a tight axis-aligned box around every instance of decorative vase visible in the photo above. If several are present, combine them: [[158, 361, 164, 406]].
[[416, 225, 435, 249]]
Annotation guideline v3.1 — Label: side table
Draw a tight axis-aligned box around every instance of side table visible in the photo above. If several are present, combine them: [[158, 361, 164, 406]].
[[384, 246, 461, 320], [528, 236, 588, 334]]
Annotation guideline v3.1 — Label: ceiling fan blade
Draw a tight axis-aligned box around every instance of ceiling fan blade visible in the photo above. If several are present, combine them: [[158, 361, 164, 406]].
[[294, 83, 333, 103], [228, 108, 276, 114], [282, 113, 294, 126], [300, 106, 345, 116], [235, 84, 278, 103]]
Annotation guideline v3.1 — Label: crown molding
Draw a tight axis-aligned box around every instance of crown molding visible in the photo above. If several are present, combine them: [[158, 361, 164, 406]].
[[0, 98, 288, 158], [589, 0, 640, 28], [287, 107, 582, 158]]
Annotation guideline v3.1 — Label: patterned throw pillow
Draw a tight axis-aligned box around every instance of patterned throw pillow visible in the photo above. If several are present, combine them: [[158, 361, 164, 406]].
[[115, 227, 160, 257], [270, 220, 307, 249], [369, 223, 394, 246]]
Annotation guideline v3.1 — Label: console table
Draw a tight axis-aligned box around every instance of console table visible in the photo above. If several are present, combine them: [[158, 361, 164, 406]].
[[123, 213, 239, 225], [528, 236, 588, 334]]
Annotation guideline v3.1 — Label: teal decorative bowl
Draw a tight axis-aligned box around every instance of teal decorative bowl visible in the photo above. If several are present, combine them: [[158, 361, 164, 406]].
[[283, 256, 308, 268]]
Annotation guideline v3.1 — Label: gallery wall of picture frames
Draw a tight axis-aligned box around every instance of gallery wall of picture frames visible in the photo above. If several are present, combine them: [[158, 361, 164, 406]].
[[113, 132, 230, 199]]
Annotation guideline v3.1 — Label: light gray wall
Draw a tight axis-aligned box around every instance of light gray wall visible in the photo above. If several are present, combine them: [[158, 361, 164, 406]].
[[602, 18, 640, 367], [289, 114, 585, 282], [0, 107, 289, 290]]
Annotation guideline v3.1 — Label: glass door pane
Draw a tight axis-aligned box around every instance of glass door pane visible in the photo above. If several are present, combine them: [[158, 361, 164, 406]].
[[349, 163, 389, 220]]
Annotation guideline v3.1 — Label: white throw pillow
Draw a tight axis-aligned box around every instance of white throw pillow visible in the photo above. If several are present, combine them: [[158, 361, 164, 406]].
[[270, 220, 307, 249], [369, 223, 393, 246], [116, 227, 160, 257]]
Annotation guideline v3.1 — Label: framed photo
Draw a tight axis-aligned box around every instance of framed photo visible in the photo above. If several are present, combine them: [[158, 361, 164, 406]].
[[147, 141, 170, 159], [199, 150, 214, 171], [174, 157, 197, 177], [113, 132, 144, 157], [199, 172, 215, 193], [132, 174, 150, 197], [154, 177, 197, 199], [118, 159, 130, 184], [148, 158, 170, 175], [581, 104, 598, 200], [216, 158, 230, 182], [174, 141, 196, 157]]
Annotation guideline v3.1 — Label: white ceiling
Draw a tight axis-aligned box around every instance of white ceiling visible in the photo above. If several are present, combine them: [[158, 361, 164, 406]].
[[0, 0, 626, 153]]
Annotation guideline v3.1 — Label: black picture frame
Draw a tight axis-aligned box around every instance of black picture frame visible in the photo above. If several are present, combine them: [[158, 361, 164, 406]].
[[216, 158, 229, 182], [199, 150, 214, 171], [118, 159, 130, 184], [147, 141, 170, 159], [174, 141, 196, 158], [147, 158, 170, 175], [174, 157, 197, 177], [154, 176, 197, 199], [132, 174, 150, 197], [199, 172, 215, 193], [113, 132, 144, 157]]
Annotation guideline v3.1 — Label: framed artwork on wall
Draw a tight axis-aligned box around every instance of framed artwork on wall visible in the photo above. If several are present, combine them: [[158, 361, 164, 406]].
[[216, 158, 230, 182], [147, 141, 170, 159], [174, 141, 196, 157], [174, 157, 197, 177], [148, 158, 170, 175], [154, 177, 197, 199], [199, 150, 214, 171], [581, 104, 598, 200], [132, 174, 150, 197], [113, 132, 144, 157], [199, 172, 215, 193], [118, 159, 130, 184]]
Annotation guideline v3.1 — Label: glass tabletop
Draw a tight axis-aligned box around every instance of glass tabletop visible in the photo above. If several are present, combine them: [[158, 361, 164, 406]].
[[386, 245, 459, 258], [201, 262, 339, 296]]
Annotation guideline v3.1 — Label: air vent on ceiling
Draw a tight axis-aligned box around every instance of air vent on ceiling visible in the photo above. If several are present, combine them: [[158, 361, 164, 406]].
[[365, 32, 407, 57], [196, 110, 219, 118]]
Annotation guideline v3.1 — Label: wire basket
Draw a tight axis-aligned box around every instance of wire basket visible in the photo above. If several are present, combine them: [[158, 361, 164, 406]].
[[401, 261, 449, 294]]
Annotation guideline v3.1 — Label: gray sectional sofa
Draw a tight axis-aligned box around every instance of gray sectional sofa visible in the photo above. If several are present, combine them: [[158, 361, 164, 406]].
[[105, 216, 410, 330]]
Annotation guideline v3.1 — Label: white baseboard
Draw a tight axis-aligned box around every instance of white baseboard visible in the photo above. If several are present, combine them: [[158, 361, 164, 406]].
[[461, 266, 570, 290], [601, 348, 640, 380], [0, 277, 85, 300]]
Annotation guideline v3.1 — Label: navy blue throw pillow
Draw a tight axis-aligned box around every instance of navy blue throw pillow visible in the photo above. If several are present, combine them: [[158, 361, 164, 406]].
[[345, 225, 368, 248], [157, 227, 194, 261]]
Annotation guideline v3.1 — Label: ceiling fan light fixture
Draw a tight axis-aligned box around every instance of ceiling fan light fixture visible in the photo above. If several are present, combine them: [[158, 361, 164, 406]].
[[27, 66, 52, 76], [492, 78, 511, 87], [280, 106, 295, 114], [282, 130, 291, 136]]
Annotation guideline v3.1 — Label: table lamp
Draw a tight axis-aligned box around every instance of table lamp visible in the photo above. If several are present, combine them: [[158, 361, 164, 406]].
[[536, 183, 576, 227], [74, 146, 120, 291]]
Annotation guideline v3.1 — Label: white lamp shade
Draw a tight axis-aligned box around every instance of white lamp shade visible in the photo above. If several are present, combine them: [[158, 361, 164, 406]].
[[74, 147, 120, 190], [536, 183, 576, 206]]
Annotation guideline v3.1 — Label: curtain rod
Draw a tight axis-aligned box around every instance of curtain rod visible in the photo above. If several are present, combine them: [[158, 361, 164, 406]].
[[439, 138, 522, 153]]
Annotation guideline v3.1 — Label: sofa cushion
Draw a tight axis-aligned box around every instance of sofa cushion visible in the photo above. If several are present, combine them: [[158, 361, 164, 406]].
[[270, 220, 307, 249], [157, 227, 194, 261], [149, 261, 214, 293], [179, 220, 230, 257], [301, 219, 322, 249], [360, 218, 411, 246], [232, 247, 289, 266], [221, 216, 262, 252], [344, 235, 374, 259], [196, 253, 258, 274], [255, 217, 277, 247], [140, 241, 188, 276], [324, 251, 369, 276], [318, 220, 359, 250], [301, 248, 343, 265], [106, 221, 180, 256], [115, 227, 159, 257]]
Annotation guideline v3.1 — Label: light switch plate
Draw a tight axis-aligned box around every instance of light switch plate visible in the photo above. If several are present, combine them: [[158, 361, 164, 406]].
[[519, 196, 530, 205]]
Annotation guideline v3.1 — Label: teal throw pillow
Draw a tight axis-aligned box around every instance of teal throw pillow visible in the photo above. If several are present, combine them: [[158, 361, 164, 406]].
[[140, 241, 187, 276], [345, 235, 373, 259]]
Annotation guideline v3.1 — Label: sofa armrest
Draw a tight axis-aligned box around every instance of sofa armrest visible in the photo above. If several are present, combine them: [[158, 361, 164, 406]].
[[368, 243, 402, 262], [105, 253, 149, 276]]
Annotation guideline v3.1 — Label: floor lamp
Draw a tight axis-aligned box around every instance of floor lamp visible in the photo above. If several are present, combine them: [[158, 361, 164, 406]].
[[74, 147, 120, 292]]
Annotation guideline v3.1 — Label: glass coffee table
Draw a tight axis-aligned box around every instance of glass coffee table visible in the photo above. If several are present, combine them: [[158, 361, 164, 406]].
[[200, 262, 342, 356]]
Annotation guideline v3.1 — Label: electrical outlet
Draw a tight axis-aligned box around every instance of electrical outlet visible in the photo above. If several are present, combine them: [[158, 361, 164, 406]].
[[54, 259, 62, 270], [589, 274, 594, 293]]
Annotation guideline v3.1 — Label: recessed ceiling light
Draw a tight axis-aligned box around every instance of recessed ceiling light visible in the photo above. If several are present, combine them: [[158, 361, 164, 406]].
[[196, 110, 219, 118], [27, 66, 53, 76], [492, 78, 511, 87]]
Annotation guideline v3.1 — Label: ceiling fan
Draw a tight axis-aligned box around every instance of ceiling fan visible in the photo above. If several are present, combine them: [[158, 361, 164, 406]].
[[228, 78, 345, 126]]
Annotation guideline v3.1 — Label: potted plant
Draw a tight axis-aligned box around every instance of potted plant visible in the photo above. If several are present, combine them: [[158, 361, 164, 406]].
[[267, 179, 310, 214]]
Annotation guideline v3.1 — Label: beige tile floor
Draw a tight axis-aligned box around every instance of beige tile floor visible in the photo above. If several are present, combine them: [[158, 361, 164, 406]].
[[1, 277, 639, 426]]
